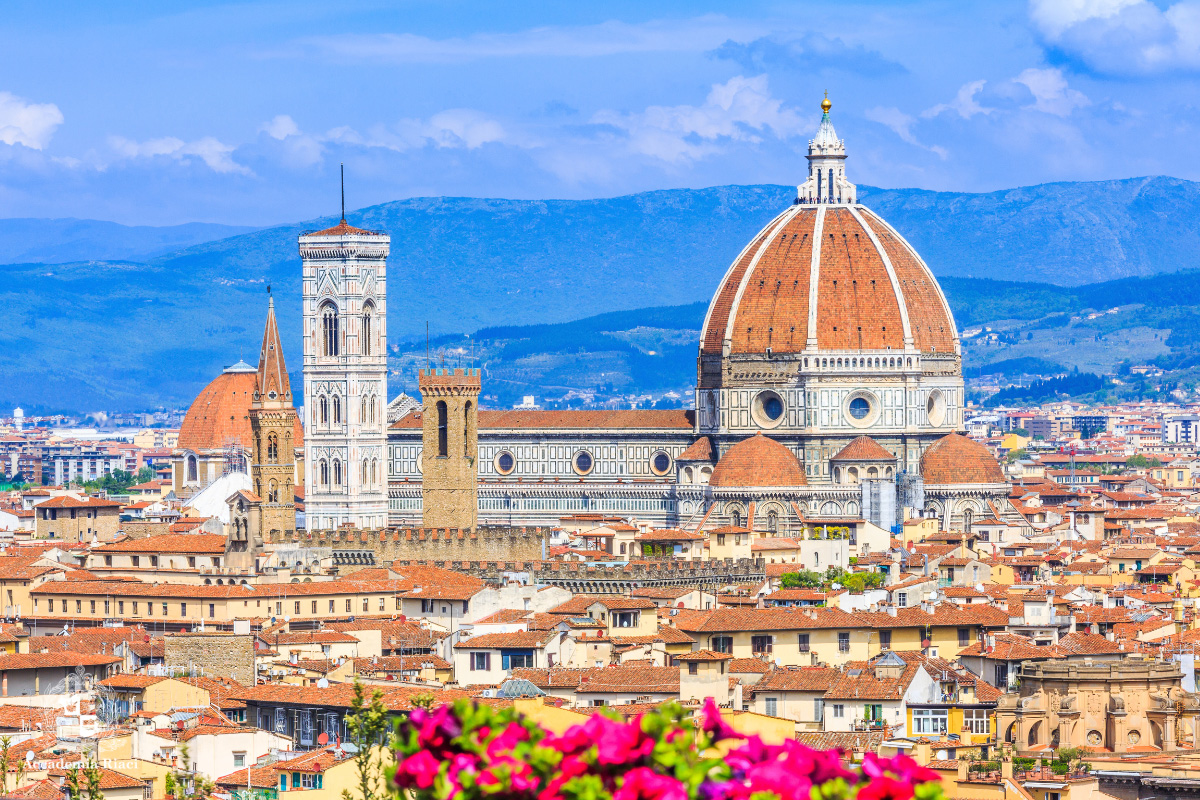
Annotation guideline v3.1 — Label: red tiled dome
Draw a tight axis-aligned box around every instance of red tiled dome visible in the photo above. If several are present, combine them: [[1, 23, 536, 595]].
[[700, 205, 957, 357], [178, 365, 303, 452], [831, 436, 896, 462], [920, 433, 1005, 485], [710, 433, 807, 488]]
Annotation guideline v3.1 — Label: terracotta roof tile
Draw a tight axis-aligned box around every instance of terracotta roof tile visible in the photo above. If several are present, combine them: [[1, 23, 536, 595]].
[[832, 436, 896, 462], [920, 433, 1005, 485], [710, 434, 806, 488]]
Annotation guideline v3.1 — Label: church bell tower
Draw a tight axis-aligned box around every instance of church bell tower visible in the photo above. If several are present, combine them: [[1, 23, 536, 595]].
[[299, 206, 390, 531]]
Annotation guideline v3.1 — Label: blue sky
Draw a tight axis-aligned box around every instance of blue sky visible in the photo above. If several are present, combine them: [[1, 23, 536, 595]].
[[2, 0, 1199, 225]]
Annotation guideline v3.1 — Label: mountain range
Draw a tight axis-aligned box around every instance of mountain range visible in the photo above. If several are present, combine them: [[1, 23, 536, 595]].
[[8, 176, 1200, 412]]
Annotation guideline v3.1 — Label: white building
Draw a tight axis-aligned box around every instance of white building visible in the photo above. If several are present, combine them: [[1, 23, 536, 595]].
[[300, 219, 391, 530]]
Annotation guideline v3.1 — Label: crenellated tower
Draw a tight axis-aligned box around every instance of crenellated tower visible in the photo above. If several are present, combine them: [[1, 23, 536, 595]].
[[419, 368, 480, 530]]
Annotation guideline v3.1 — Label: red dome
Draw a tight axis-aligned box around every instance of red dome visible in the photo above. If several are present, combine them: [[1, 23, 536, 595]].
[[701, 205, 957, 356], [178, 366, 304, 452], [920, 433, 1005, 485], [710, 433, 807, 488]]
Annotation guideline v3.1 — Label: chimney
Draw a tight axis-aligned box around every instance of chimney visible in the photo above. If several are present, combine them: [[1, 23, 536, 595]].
[[1001, 757, 1013, 780], [886, 606, 897, 617]]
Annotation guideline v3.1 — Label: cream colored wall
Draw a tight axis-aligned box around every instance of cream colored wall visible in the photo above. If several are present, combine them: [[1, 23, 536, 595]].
[[141, 680, 212, 714]]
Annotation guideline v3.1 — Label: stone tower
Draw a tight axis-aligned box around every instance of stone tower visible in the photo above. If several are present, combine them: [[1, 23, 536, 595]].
[[228, 297, 299, 570], [419, 368, 480, 530], [299, 218, 390, 531]]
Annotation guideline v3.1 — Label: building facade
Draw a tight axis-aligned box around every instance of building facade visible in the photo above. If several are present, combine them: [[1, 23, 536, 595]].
[[299, 219, 390, 530], [384, 98, 1013, 533]]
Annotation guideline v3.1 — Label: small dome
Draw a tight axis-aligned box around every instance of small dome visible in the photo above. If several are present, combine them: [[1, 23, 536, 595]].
[[710, 433, 807, 488], [831, 436, 896, 462], [178, 369, 303, 452], [920, 433, 1005, 485]]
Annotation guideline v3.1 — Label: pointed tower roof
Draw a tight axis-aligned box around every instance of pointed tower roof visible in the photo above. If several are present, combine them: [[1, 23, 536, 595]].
[[254, 297, 291, 406]]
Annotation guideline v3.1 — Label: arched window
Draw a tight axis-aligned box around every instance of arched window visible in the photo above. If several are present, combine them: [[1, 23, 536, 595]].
[[369, 395, 376, 424], [620, 543, 627, 555], [463, 401, 472, 457], [267, 433, 278, 464], [186, 455, 198, 482], [333, 459, 342, 486], [319, 396, 328, 425], [767, 510, 778, 532], [361, 303, 374, 356], [731, 509, 742, 528], [268, 480, 279, 503], [362, 458, 370, 487], [320, 303, 339, 357], [319, 460, 329, 486], [332, 395, 341, 424], [964, 508, 974, 533], [371, 459, 378, 486], [437, 401, 448, 457]]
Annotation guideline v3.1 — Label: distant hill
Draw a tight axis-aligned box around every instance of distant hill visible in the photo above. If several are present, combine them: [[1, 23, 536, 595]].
[[0, 218, 256, 264], [10, 176, 1200, 410]]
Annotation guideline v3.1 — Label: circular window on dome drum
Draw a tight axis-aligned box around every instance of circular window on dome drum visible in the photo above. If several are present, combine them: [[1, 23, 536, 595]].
[[650, 451, 672, 476], [752, 390, 786, 429], [572, 450, 595, 475], [494, 450, 516, 475], [843, 391, 879, 429], [926, 390, 947, 427]]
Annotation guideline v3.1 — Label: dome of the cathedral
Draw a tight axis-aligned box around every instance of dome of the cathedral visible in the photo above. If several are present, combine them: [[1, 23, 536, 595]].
[[178, 363, 304, 452], [700, 204, 957, 357], [709, 433, 807, 488], [919, 433, 1004, 485]]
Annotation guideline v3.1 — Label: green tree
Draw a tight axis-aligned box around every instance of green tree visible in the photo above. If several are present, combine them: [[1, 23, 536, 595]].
[[0, 735, 26, 794], [1006, 448, 1028, 463], [135, 466, 157, 484], [63, 761, 103, 800], [780, 570, 822, 589], [165, 743, 214, 800], [1126, 454, 1163, 468], [343, 681, 390, 800]]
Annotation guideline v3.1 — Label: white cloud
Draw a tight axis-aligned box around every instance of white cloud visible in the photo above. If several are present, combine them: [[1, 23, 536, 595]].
[[295, 16, 762, 63], [864, 106, 948, 158], [329, 109, 510, 153], [1029, 0, 1142, 37], [1014, 67, 1091, 115], [922, 80, 992, 119], [261, 114, 300, 140], [1029, 0, 1200, 74], [592, 75, 802, 163], [107, 135, 250, 174], [0, 91, 64, 150]]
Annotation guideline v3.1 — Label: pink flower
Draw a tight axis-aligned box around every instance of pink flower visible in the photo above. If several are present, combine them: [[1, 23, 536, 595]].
[[701, 697, 742, 743], [862, 753, 940, 785], [857, 775, 917, 800], [614, 768, 689, 800], [395, 750, 441, 790], [486, 722, 531, 758], [595, 717, 655, 766]]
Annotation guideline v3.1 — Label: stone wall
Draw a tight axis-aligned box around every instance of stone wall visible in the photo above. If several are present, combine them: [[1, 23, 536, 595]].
[[164, 632, 255, 684], [119, 521, 173, 540], [269, 525, 547, 564], [391, 557, 767, 592]]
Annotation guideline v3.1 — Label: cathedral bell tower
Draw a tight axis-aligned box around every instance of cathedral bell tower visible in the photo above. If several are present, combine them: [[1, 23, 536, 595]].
[[299, 210, 390, 531], [419, 368, 480, 530]]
